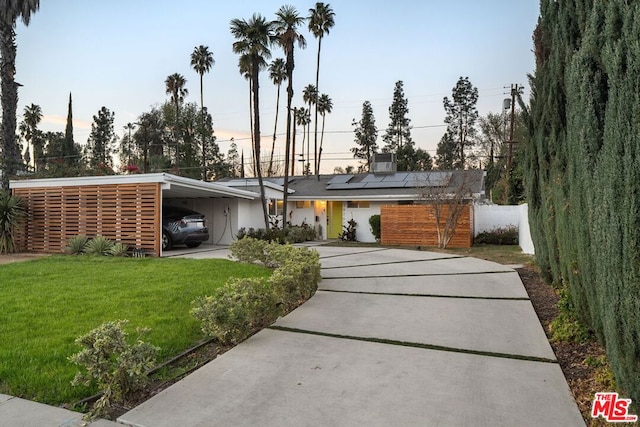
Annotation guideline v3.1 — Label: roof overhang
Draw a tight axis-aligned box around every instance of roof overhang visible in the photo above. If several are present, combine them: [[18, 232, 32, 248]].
[[10, 173, 258, 200]]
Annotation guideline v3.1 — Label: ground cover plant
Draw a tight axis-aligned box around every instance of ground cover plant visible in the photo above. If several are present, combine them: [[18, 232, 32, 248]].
[[0, 256, 270, 405]]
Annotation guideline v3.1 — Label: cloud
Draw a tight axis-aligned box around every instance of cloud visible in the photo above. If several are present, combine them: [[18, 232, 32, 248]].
[[42, 114, 91, 129]]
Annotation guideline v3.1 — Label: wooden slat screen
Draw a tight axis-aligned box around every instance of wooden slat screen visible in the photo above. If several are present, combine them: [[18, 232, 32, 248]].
[[13, 183, 161, 256], [380, 204, 473, 248]]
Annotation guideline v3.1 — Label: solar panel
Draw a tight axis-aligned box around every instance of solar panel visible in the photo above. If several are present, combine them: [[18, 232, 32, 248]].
[[362, 174, 385, 183], [327, 174, 354, 184], [327, 183, 367, 190], [383, 172, 408, 182]]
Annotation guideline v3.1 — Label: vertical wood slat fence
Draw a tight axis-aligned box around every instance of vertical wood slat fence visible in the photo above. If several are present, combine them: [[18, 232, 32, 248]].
[[380, 204, 473, 248], [14, 183, 161, 256]]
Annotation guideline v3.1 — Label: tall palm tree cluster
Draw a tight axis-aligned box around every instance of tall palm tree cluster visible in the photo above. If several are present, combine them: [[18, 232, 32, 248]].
[[230, 3, 335, 228]]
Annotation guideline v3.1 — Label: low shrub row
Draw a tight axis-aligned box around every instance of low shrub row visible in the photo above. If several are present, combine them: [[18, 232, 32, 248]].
[[191, 237, 321, 345], [237, 223, 317, 244], [474, 226, 518, 245]]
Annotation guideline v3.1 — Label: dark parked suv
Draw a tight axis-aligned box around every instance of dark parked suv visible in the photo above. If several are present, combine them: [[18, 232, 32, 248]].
[[162, 206, 209, 251]]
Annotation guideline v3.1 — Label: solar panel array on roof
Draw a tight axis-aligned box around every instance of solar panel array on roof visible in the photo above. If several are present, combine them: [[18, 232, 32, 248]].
[[327, 174, 354, 184]]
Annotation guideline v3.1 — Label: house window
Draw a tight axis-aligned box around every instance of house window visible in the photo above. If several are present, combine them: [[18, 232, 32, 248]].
[[269, 200, 284, 215], [347, 201, 370, 208], [295, 201, 313, 209]]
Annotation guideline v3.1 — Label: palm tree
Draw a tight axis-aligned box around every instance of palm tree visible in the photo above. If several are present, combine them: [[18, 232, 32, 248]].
[[238, 54, 255, 175], [296, 107, 310, 175], [267, 58, 286, 176], [316, 93, 333, 173], [230, 13, 274, 228], [164, 73, 188, 170], [19, 103, 42, 172], [0, 0, 40, 190], [190, 45, 215, 181], [273, 5, 306, 226], [308, 2, 335, 177], [302, 84, 317, 168]]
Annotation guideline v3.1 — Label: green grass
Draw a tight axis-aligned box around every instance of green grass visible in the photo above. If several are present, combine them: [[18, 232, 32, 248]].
[[0, 256, 270, 405]]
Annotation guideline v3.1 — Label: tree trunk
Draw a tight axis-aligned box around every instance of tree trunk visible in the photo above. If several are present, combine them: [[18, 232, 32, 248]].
[[268, 83, 281, 177], [314, 36, 322, 177], [0, 24, 20, 190], [200, 73, 207, 181], [252, 55, 269, 229]]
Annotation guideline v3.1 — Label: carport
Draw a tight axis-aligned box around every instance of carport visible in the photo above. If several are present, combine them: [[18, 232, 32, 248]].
[[10, 173, 257, 257]]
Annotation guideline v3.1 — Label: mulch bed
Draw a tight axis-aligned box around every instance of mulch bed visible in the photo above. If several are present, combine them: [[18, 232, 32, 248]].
[[517, 266, 614, 426]]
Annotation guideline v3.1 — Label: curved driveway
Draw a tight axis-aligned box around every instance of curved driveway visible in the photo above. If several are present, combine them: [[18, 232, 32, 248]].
[[120, 245, 584, 427]]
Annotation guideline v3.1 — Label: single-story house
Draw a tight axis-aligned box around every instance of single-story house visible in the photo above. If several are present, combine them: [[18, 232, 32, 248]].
[[10, 168, 484, 255], [222, 169, 485, 242]]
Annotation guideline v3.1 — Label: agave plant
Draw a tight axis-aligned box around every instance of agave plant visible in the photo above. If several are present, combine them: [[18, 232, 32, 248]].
[[109, 242, 129, 257], [66, 235, 89, 255], [0, 192, 25, 254], [83, 236, 115, 256]]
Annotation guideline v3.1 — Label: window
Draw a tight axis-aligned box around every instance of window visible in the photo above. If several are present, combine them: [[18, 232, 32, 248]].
[[268, 200, 284, 215], [295, 201, 313, 209], [346, 201, 370, 209]]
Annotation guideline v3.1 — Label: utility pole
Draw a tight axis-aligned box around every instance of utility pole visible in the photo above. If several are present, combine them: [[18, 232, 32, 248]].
[[506, 84, 523, 172]]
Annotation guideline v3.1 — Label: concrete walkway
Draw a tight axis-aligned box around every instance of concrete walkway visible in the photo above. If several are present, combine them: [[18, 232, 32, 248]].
[[117, 245, 584, 426]]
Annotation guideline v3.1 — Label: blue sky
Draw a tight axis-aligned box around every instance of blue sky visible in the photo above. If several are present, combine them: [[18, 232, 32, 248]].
[[15, 1, 539, 172]]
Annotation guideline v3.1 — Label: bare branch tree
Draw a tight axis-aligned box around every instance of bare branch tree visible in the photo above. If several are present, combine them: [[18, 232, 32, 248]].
[[415, 171, 480, 248]]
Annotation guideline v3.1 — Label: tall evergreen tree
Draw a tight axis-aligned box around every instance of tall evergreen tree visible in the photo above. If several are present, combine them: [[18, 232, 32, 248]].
[[435, 131, 457, 170], [62, 93, 81, 167], [87, 106, 116, 171], [316, 93, 332, 172], [0, 0, 40, 189], [438, 76, 478, 169], [383, 80, 424, 171], [351, 101, 378, 172]]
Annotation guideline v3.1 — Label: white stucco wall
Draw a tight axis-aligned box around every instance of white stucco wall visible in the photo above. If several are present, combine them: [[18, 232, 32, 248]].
[[518, 203, 535, 255], [474, 204, 520, 236], [344, 203, 384, 243]]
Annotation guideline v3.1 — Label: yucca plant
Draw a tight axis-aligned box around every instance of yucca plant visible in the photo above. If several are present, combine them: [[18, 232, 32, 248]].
[[83, 236, 115, 256], [109, 242, 129, 257], [0, 191, 25, 254], [65, 235, 89, 255]]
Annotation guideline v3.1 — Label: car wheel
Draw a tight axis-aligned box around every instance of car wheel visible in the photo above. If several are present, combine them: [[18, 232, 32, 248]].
[[162, 231, 172, 251], [186, 241, 202, 248]]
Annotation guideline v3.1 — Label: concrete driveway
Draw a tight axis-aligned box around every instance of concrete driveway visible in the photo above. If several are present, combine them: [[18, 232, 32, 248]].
[[119, 245, 584, 426]]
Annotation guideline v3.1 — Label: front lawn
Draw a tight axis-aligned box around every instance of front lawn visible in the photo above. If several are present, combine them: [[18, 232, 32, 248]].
[[0, 256, 270, 405]]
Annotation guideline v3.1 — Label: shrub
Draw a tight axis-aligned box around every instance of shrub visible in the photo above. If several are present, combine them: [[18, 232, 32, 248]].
[[230, 237, 269, 265], [0, 191, 25, 254], [196, 239, 322, 343], [369, 215, 381, 240], [83, 236, 115, 256], [66, 235, 89, 255], [474, 226, 518, 245], [339, 218, 357, 241], [69, 320, 158, 419], [237, 224, 317, 244], [191, 278, 281, 345]]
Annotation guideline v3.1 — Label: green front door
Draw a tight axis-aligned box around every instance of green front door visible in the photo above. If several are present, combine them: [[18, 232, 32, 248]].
[[327, 201, 343, 239]]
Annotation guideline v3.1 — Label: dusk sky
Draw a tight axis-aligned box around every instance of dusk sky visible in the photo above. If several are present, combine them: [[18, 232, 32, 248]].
[[15, 1, 539, 173]]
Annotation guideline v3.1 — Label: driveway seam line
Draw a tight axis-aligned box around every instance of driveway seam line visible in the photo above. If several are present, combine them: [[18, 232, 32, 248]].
[[321, 270, 514, 279], [268, 326, 558, 364], [321, 256, 465, 270], [317, 289, 530, 301], [318, 248, 391, 259]]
